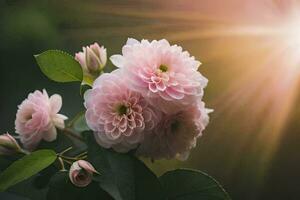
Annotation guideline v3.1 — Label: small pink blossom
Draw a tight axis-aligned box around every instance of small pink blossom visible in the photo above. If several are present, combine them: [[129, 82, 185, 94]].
[[137, 101, 212, 160], [15, 89, 68, 150], [110, 38, 208, 114], [75, 42, 107, 83], [84, 69, 161, 153], [69, 160, 98, 187], [0, 133, 22, 155]]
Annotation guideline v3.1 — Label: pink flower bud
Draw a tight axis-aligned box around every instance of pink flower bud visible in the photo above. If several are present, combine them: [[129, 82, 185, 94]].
[[69, 160, 98, 187], [0, 133, 22, 155], [75, 42, 107, 77]]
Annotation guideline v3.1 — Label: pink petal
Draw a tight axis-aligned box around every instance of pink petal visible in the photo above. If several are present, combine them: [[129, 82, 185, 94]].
[[110, 55, 124, 68], [49, 94, 62, 114]]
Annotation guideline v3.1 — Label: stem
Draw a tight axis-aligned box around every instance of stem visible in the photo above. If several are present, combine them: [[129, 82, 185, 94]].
[[60, 155, 78, 161], [59, 146, 73, 155], [78, 155, 87, 160], [63, 128, 85, 142], [62, 159, 72, 165], [58, 157, 66, 171], [67, 111, 85, 128], [76, 151, 87, 158], [58, 150, 88, 161], [18, 149, 30, 155]]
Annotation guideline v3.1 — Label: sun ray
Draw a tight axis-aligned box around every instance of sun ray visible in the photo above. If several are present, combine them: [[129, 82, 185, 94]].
[[56, 0, 300, 194]]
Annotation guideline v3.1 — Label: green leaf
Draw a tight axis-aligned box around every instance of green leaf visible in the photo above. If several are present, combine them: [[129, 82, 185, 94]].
[[35, 50, 83, 82], [37, 131, 73, 153], [0, 192, 30, 200], [0, 150, 57, 192], [82, 76, 94, 87], [68, 111, 90, 133], [47, 171, 113, 200], [37, 130, 87, 162], [46, 171, 81, 200], [133, 157, 165, 200], [159, 169, 231, 200], [8, 175, 48, 200], [86, 134, 164, 200], [79, 181, 114, 200], [80, 84, 92, 97]]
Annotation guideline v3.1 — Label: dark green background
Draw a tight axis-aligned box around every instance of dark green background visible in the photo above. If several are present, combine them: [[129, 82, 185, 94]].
[[1, 0, 300, 199]]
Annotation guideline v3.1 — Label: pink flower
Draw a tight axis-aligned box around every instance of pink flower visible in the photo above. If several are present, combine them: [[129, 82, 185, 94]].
[[69, 160, 98, 187], [75, 42, 107, 84], [0, 133, 22, 155], [15, 89, 68, 150], [84, 69, 161, 153], [110, 38, 208, 114], [136, 101, 212, 160]]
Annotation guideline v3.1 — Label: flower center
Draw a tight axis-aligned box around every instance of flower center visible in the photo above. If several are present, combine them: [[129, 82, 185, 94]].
[[116, 104, 128, 115], [77, 170, 88, 181], [25, 114, 32, 121], [159, 64, 168, 72], [170, 120, 180, 133]]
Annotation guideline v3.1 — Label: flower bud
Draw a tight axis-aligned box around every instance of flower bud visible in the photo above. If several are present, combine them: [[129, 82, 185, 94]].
[[0, 133, 22, 155], [75, 43, 107, 79], [69, 160, 98, 187]]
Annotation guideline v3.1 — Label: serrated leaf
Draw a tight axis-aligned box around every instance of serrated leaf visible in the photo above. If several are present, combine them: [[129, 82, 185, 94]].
[[0, 150, 57, 192], [35, 50, 83, 82], [159, 169, 231, 200]]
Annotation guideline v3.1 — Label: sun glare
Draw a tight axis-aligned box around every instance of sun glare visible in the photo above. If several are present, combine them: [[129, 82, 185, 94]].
[[201, 3, 300, 185], [64, 0, 300, 194]]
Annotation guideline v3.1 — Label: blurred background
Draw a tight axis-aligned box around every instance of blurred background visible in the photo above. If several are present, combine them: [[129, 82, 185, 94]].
[[1, 0, 300, 199]]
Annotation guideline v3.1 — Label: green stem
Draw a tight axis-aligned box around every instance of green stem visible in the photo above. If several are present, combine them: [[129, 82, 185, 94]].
[[60, 155, 78, 161], [59, 146, 73, 155], [18, 149, 30, 155], [63, 128, 85, 142], [62, 159, 72, 165], [76, 151, 87, 158], [58, 157, 66, 171]]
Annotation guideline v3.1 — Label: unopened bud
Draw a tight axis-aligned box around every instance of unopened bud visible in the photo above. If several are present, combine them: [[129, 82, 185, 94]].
[[0, 133, 22, 155], [69, 160, 98, 187], [75, 42, 107, 83]]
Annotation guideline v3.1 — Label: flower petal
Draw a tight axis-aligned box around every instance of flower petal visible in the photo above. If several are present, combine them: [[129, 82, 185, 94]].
[[110, 55, 124, 68]]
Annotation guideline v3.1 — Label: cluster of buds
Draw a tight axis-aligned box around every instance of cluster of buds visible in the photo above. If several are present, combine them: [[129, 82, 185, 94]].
[[0, 132, 98, 188]]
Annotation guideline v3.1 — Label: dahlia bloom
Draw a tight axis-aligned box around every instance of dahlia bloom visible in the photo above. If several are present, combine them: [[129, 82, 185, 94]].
[[15, 89, 68, 150], [110, 38, 208, 113], [75, 42, 107, 84], [69, 160, 98, 187], [137, 101, 211, 160], [84, 70, 161, 153]]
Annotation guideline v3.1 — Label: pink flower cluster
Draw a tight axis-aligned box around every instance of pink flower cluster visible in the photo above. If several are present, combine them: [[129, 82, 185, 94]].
[[84, 38, 211, 160], [13, 39, 210, 160]]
